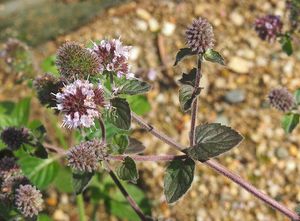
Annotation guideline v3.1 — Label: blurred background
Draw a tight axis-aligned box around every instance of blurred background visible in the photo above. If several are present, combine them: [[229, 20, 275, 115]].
[[0, 0, 300, 220]]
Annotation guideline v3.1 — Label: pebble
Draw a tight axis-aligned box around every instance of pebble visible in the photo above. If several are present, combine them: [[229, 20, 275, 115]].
[[275, 147, 289, 159], [135, 19, 148, 31], [224, 89, 246, 103], [162, 22, 176, 36], [230, 12, 244, 26], [129, 46, 141, 61], [228, 57, 253, 74], [215, 114, 229, 125], [53, 210, 69, 221], [149, 18, 160, 32], [136, 8, 151, 20]]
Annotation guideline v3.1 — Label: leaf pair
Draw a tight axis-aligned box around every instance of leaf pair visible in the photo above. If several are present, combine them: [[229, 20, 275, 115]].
[[164, 123, 243, 203]]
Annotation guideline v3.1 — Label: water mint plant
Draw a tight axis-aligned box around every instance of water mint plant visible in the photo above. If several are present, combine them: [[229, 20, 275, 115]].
[[0, 17, 299, 221]]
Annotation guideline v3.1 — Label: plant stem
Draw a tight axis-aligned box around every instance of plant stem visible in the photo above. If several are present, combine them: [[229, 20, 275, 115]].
[[131, 112, 300, 221], [190, 55, 202, 146], [76, 194, 86, 221], [98, 117, 106, 145], [107, 154, 188, 162], [103, 161, 148, 221]]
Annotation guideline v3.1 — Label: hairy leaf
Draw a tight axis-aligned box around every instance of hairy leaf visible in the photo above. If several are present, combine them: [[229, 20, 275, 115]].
[[203, 49, 225, 65], [108, 98, 131, 130], [127, 95, 151, 116], [18, 156, 59, 189], [187, 123, 243, 161], [119, 79, 151, 95], [179, 85, 200, 112], [164, 158, 195, 203], [124, 138, 145, 154], [174, 48, 196, 66], [280, 35, 293, 56], [112, 134, 129, 154], [179, 68, 197, 86], [116, 156, 139, 183], [72, 172, 94, 194], [282, 113, 299, 133]]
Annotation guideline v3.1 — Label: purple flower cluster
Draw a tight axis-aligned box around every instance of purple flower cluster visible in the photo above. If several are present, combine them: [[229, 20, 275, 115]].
[[268, 87, 295, 112], [254, 15, 283, 42], [55, 80, 105, 128], [92, 38, 133, 78]]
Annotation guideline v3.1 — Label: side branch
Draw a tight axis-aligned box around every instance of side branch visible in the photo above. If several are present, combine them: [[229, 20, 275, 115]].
[[131, 113, 300, 221]]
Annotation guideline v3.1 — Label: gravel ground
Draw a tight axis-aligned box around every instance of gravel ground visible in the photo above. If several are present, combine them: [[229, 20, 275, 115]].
[[2, 0, 300, 220]]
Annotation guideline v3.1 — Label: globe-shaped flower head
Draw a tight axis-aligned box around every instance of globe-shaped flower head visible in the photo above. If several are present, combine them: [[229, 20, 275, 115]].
[[55, 80, 105, 129], [254, 15, 283, 42], [92, 38, 133, 78], [268, 87, 295, 112], [185, 17, 215, 54]]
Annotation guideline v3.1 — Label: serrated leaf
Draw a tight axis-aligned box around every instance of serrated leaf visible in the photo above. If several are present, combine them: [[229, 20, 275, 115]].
[[204, 49, 225, 65], [112, 134, 129, 154], [124, 138, 145, 154], [179, 85, 200, 112], [119, 79, 151, 95], [174, 48, 197, 66], [281, 113, 299, 133], [18, 156, 59, 189], [164, 158, 195, 204], [116, 156, 138, 183], [72, 172, 94, 194], [294, 89, 300, 105], [280, 35, 293, 56], [187, 123, 243, 161], [179, 68, 197, 86], [108, 98, 131, 130]]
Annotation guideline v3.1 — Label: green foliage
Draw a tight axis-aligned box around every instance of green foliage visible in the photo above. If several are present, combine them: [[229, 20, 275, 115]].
[[107, 98, 131, 130], [127, 95, 151, 116], [174, 48, 197, 66], [118, 79, 151, 95], [11, 97, 31, 126], [38, 214, 53, 221], [41, 55, 59, 76], [72, 172, 95, 195], [111, 134, 129, 154], [203, 49, 225, 65], [116, 156, 139, 183], [187, 123, 243, 161], [179, 85, 200, 112], [53, 166, 73, 193], [124, 138, 146, 154], [294, 89, 300, 105], [179, 68, 197, 86], [280, 34, 293, 56], [18, 155, 59, 189], [164, 158, 195, 203], [281, 113, 299, 133]]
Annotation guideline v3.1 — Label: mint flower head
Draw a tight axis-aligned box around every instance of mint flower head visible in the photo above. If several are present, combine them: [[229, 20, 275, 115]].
[[92, 38, 133, 78], [55, 80, 105, 129], [268, 87, 295, 112], [67, 139, 106, 172], [15, 184, 43, 218], [254, 15, 283, 42], [1, 127, 30, 151], [185, 17, 215, 54]]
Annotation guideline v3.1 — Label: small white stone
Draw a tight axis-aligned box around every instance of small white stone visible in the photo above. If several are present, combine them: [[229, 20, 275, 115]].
[[135, 19, 148, 31], [162, 22, 176, 36], [129, 46, 141, 61], [230, 12, 244, 26], [148, 18, 160, 32], [228, 57, 253, 74], [283, 60, 294, 75], [136, 8, 151, 20]]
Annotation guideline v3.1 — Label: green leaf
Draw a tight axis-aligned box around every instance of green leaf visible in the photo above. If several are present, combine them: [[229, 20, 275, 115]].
[[203, 49, 225, 65], [186, 123, 243, 161], [41, 55, 59, 76], [53, 166, 73, 193], [38, 214, 53, 221], [72, 172, 94, 194], [174, 48, 197, 66], [280, 35, 293, 56], [112, 134, 129, 154], [12, 97, 31, 126], [18, 156, 59, 189], [127, 95, 151, 116], [281, 113, 299, 133], [119, 79, 151, 95], [108, 98, 131, 130], [124, 138, 145, 154], [164, 158, 195, 203], [116, 156, 139, 183], [179, 85, 200, 112], [178, 68, 197, 86], [294, 89, 300, 105]]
